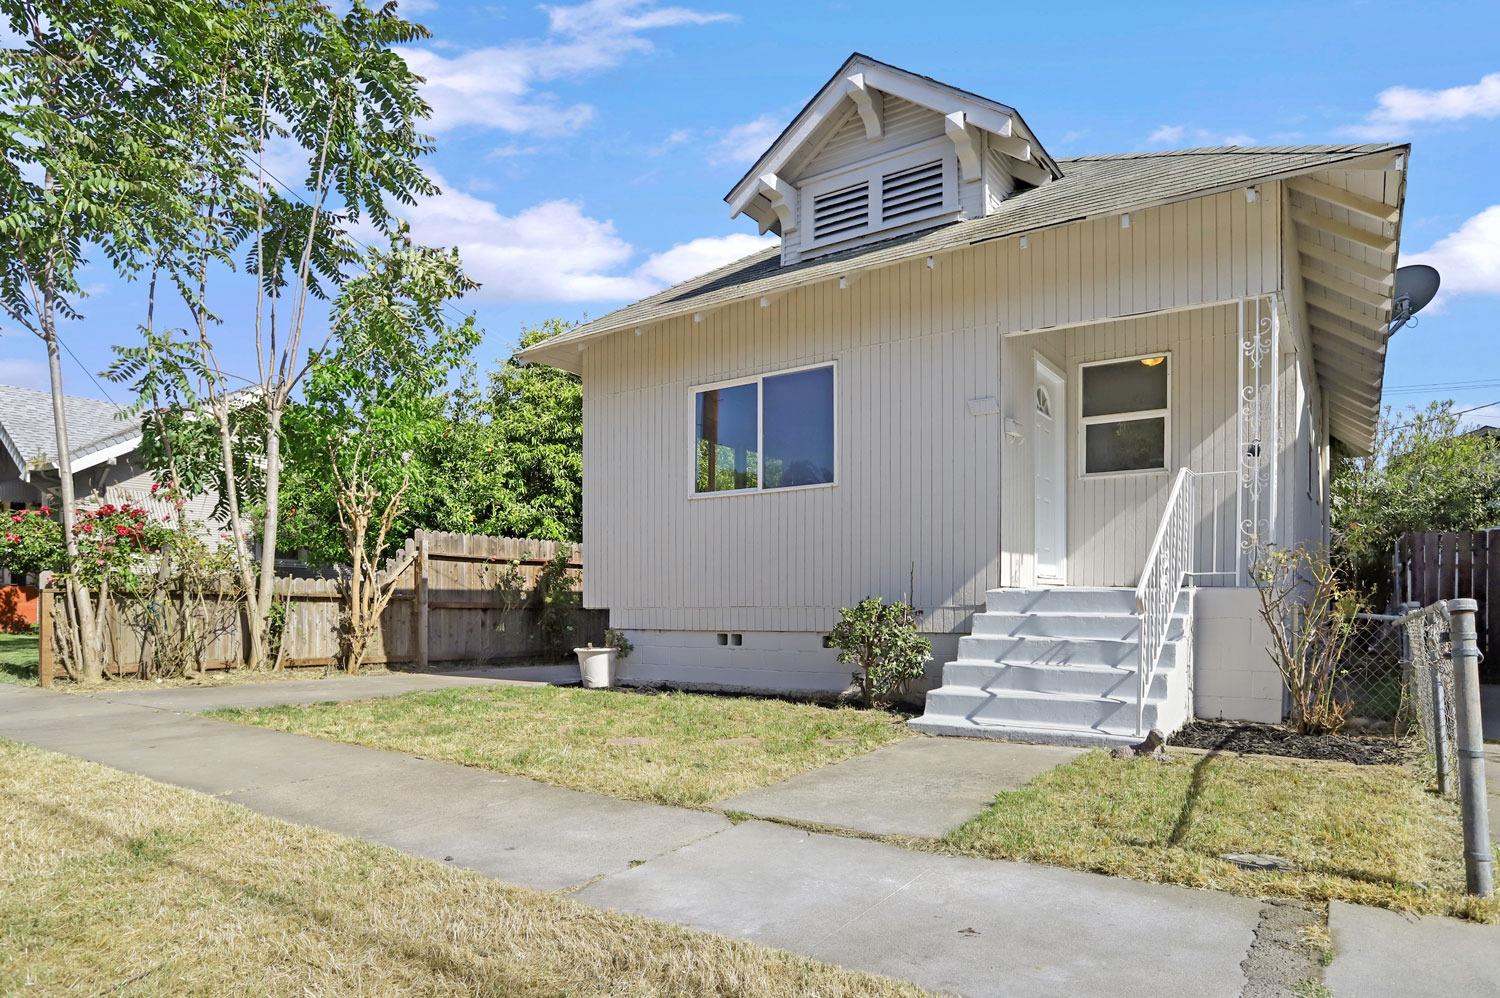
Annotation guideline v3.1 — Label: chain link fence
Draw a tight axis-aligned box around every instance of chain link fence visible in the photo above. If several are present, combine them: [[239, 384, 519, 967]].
[[1398, 601, 1458, 796], [1335, 612, 1408, 723]]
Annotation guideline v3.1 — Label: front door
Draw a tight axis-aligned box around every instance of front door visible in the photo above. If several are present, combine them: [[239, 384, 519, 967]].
[[1033, 357, 1066, 584]]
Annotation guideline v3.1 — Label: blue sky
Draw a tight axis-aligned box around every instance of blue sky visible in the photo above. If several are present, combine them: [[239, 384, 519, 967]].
[[4, 0, 1499, 425]]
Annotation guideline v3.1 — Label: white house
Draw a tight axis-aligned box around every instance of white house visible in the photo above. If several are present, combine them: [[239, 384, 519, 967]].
[[520, 55, 1407, 746]]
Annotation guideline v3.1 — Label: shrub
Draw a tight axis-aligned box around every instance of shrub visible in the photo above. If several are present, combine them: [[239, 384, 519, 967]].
[[1251, 546, 1357, 734], [829, 597, 932, 708], [604, 627, 633, 659], [0, 506, 63, 577]]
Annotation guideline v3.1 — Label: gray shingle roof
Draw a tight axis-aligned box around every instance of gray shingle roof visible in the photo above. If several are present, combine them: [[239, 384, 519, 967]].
[[521, 143, 1402, 368], [0, 384, 137, 471]]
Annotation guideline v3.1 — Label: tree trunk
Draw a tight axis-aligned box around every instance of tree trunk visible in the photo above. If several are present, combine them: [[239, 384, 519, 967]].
[[258, 403, 282, 632], [42, 324, 103, 682]]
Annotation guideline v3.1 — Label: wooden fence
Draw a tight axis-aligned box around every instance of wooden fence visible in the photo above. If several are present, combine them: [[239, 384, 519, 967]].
[[38, 530, 606, 686], [1393, 529, 1500, 680]]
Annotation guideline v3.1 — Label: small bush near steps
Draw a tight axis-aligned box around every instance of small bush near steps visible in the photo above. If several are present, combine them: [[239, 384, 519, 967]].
[[830, 597, 932, 708]]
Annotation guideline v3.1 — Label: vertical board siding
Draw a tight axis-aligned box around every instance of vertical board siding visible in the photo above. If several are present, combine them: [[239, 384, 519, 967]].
[[585, 189, 1285, 632]]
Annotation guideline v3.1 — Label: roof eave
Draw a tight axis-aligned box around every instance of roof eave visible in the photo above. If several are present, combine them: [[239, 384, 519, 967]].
[[523, 146, 1406, 372]]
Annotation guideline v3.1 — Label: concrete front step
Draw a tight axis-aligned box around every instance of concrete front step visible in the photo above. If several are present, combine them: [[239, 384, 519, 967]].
[[957, 633, 1139, 668], [907, 714, 1147, 748], [982, 587, 1192, 616], [984, 586, 1138, 615], [970, 610, 1186, 643], [943, 659, 1173, 700], [920, 685, 1175, 734]]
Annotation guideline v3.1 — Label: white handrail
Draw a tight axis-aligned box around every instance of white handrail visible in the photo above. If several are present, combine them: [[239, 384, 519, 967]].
[[1133, 468, 1197, 736]]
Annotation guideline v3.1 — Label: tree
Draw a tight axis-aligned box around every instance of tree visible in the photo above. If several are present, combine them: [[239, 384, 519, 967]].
[[0, 0, 221, 679], [427, 320, 583, 543], [278, 234, 478, 671], [1332, 401, 1500, 601], [106, 0, 437, 669]]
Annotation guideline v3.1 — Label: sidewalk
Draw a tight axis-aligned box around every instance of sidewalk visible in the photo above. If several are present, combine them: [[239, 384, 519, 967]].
[[2, 682, 1496, 996]]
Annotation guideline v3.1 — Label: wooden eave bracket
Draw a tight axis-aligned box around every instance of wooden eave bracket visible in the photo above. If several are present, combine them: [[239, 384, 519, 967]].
[[945, 111, 982, 183], [843, 73, 884, 140]]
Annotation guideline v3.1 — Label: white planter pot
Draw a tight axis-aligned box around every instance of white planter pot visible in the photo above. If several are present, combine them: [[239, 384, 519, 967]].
[[574, 646, 619, 688]]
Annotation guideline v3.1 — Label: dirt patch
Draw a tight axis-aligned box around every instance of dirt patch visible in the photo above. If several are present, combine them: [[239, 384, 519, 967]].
[[1170, 719, 1408, 766], [1238, 901, 1326, 998]]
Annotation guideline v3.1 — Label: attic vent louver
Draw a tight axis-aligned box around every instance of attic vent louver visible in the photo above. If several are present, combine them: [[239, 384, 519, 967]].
[[812, 180, 870, 241], [881, 159, 944, 223]]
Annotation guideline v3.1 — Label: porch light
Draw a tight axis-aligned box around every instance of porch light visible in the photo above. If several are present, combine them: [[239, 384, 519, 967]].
[[693, 312, 704, 324], [1120, 213, 1131, 229], [926, 256, 936, 269], [1245, 186, 1259, 204], [1019, 235, 1029, 250], [760, 296, 770, 308], [1140, 356, 1165, 367], [634, 327, 643, 336], [838, 276, 849, 289]]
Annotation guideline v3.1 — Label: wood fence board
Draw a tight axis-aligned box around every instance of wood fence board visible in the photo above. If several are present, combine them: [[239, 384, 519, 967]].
[[51, 530, 602, 681]]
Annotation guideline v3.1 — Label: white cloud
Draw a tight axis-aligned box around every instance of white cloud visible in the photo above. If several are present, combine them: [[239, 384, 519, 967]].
[[398, 0, 732, 136], [0, 356, 49, 391], [710, 113, 782, 166], [396, 172, 772, 302], [1145, 124, 1255, 148], [634, 232, 776, 285], [1343, 72, 1500, 140], [1405, 205, 1500, 305], [398, 0, 439, 14]]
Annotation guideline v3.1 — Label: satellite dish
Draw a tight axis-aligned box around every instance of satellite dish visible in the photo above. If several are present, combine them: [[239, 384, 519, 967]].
[[1389, 264, 1441, 334]]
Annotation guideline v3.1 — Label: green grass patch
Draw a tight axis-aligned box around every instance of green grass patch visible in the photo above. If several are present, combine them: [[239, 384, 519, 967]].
[[0, 632, 37, 685], [212, 685, 911, 807], [940, 749, 1499, 921], [0, 738, 921, 996]]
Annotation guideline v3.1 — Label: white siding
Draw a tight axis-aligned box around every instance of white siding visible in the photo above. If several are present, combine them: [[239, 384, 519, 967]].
[[583, 187, 1285, 633]]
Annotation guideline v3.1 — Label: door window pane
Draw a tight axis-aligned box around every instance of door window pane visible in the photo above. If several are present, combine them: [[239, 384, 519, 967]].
[[695, 382, 759, 492], [762, 367, 835, 488], [1081, 357, 1168, 417], [1085, 417, 1166, 474]]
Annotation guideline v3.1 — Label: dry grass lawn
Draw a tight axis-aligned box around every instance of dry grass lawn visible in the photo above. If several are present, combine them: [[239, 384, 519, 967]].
[[940, 749, 1499, 921], [0, 738, 923, 997], [212, 684, 910, 807]]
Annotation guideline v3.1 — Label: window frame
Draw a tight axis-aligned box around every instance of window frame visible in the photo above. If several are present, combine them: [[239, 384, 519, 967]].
[[1077, 352, 1172, 479], [689, 361, 838, 499]]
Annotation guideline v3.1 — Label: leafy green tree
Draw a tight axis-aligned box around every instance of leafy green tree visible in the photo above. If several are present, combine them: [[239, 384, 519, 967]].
[[400, 319, 582, 545], [279, 234, 479, 567], [278, 234, 477, 671], [105, 0, 437, 669], [1332, 401, 1500, 600], [0, 0, 226, 679]]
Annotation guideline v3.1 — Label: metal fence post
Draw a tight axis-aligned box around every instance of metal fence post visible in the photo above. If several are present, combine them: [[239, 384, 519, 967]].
[[1449, 598, 1493, 897]]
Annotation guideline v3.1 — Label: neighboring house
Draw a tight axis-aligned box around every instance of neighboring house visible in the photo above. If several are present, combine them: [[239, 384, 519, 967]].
[[520, 55, 1407, 745], [0, 384, 224, 582]]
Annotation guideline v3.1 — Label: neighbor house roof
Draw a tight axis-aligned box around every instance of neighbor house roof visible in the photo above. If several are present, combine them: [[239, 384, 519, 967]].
[[0, 384, 140, 477], [522, 143, 1403, 368]]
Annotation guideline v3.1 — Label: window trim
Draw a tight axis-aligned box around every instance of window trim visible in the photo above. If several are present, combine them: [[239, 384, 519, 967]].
[[689, 361, 838, 499], [1077, 352, 1172, 479]]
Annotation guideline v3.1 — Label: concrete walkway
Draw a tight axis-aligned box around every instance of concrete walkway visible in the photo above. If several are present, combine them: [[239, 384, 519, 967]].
[[718, 737, 1082, 837], [3, 683, 1496, 995], [1327, 902, 1500, 996]]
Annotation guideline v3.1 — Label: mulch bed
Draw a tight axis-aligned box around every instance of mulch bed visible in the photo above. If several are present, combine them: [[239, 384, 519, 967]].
[[1168, 719, 1410, 766]]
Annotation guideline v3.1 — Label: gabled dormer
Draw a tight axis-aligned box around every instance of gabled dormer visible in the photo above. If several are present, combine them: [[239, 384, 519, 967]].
[[726, 54, 1062, 265]]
